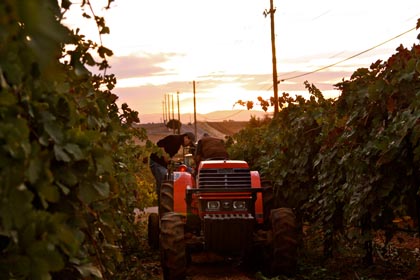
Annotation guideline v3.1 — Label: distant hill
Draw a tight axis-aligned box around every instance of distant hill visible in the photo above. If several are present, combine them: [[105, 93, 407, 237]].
[[139, 109, 272, 124], [138, 121, 250, 144]]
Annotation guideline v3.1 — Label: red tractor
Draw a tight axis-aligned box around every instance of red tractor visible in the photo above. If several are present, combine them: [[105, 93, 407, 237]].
[[148, 157, 298, 280]]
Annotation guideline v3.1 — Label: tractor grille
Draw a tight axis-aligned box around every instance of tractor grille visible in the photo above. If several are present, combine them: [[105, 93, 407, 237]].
[[203, 214, 254, 254], [198, 168, 251, 188]]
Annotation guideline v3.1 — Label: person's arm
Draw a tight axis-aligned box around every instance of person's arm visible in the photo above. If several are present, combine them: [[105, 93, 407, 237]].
[[157, 136, 173, 163], [159, 147, 170, 163]]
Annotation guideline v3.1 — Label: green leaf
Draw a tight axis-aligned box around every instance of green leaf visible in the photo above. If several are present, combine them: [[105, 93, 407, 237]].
[[0, 90, 17, 106], [98, 46, 113, 58], [56, 167, 79, 186], [56, 181, 70, 195], [83, 53, 96, 66], [98, 212, 114, 227], [4, 185, 34, 229], [63, 143, 84, 160], [78, 183, 97, 204], [0, 118, 30, 158], [82, 12, 91, 19], [100, 26, 110, 35], [21, 222, 36, 249], [95, 153, 114, 175], [54, 145, 71, 162], [38, 182, 60, 203], [93, 182, 110, 198], [27, 241, 64, 277], [44, 122, 64, 143], [17, 0, 72, 76], [76, 263, 103, 278], [61, 0, 71, 9], [28, 157, 43, 184], [57, 226, 84, 256]]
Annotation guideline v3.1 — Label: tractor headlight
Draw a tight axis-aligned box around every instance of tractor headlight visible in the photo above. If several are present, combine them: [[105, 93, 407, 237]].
[[233, 200, 246, 210], [207, 201, 220, 211]]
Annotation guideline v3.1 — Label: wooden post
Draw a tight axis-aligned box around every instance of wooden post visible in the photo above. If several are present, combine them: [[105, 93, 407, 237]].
[[193, 81, 197, 139], [269, 0, 279, 116]]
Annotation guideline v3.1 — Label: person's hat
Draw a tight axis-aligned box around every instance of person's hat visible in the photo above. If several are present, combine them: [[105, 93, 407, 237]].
[[184, 132, 196, 143]]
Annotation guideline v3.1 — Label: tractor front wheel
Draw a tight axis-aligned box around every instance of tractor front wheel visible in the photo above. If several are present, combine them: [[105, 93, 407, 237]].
[[159, 181, 174, 216], [160, 212, 187, 280]]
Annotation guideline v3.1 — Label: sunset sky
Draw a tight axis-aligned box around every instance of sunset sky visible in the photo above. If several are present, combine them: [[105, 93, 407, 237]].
[[64, 0, 420, 122]]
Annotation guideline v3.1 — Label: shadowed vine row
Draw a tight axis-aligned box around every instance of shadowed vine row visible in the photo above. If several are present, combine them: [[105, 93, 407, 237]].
[[228, 20, 420, 263], [0, 1, 155, 279]]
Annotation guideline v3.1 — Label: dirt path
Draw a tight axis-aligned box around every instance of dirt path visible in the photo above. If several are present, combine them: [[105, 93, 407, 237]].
[[187, 253, 255, 280]]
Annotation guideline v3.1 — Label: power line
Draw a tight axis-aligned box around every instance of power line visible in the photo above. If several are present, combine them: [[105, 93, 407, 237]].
[[200, 110, 245, 121], [264, 26, 417, 91]]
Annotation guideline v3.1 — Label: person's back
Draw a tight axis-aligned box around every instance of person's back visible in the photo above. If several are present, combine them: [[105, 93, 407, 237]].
[[149, 132, 195, 201], [195, 136, 228, 167]]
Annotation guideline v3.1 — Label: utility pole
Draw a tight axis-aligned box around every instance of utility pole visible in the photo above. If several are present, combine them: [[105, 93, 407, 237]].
[[171, 93, 175, 133], [166, 93, 170, 123], [177, 91, 180, 134], [193, 81, 197, 139], [265, 0, 279, 117], [162, 100, 165, 124]]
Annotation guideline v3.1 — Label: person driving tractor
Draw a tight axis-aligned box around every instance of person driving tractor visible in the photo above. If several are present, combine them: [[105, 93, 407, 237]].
[[194, 133, 229, 168]]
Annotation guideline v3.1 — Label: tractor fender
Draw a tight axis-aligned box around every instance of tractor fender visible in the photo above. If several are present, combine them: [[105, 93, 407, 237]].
[[173, 171, 194, 214], [251, 171, 264, 224]]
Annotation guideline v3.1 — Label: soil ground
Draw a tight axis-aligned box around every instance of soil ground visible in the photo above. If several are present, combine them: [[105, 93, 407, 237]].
[[135, 211, 419, 280]]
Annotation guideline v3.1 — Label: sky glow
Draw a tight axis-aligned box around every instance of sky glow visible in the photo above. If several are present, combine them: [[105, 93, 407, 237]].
[[64, 0, 420, 122]]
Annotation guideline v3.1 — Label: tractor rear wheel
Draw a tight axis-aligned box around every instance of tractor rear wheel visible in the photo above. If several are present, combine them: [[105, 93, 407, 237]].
[[148, 213, 159, 250], [268, 207, 298, 277], [159, 181, 174, 216], [160, 212, 187, 280]]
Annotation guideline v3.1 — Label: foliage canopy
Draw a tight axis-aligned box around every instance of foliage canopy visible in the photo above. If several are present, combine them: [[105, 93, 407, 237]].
[[0, 0, 154, 278], [229, 20, 420, 260]]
